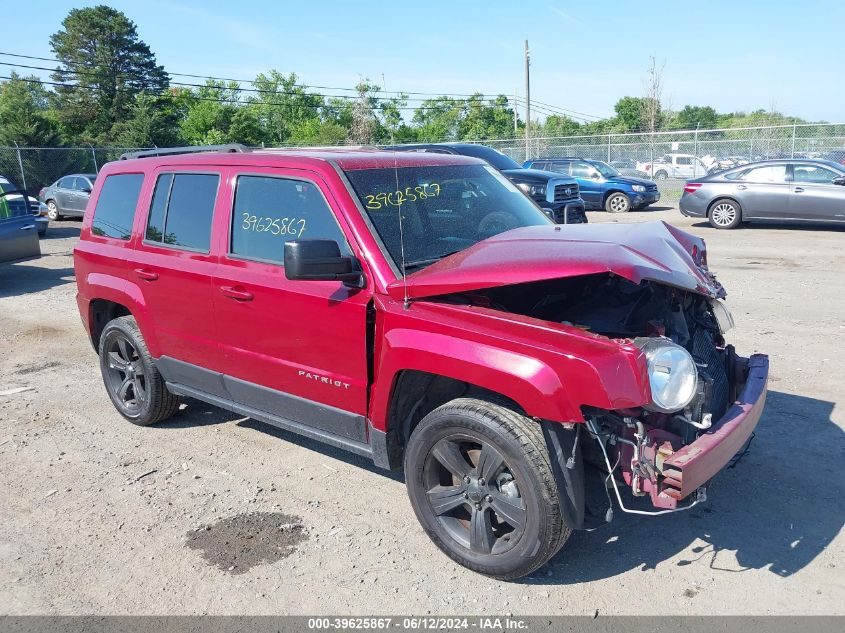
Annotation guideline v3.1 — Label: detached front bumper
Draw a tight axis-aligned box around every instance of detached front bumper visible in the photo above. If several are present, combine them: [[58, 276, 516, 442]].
[[649, 354, 769, 509]]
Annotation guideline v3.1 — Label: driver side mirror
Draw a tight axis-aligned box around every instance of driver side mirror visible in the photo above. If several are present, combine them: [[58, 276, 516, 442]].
[[81, 186, 92, 194], [833, 176, 845, 186], [591, 172, 601, 180], [284, 240, 364, 287]]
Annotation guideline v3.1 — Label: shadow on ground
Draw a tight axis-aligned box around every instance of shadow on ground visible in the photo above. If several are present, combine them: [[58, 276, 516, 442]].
[[141, 389, 842, 584], [0, 263, 75, 298], [692, 220, 845, 232], [525, 389, 842, 584]]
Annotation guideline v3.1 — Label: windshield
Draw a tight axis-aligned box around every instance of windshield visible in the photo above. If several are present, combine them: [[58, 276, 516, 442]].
[[591, 161, 620, 178], [345, 164, 551, 273]]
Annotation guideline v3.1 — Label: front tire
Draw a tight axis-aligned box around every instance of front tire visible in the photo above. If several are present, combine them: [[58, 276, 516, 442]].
[[708, 199, 742, 229], [46, 200, 62, 221], [404, 398, 570, 580], [605, 192, 631, 213], [98, 316, 180, 426]]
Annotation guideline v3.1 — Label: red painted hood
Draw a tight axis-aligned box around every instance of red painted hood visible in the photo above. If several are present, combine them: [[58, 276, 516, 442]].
[[387, 221, 722, 301]]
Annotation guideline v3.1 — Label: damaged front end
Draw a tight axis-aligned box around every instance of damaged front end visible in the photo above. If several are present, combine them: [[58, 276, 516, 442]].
[[459, 272, 768, 514]]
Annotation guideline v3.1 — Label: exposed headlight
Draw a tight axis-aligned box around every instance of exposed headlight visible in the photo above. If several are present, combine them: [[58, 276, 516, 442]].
[[631, 185, 646, 192], [517, 182, 546, 197], [710, 299, 734, 333], [634, 337, 698, 413]]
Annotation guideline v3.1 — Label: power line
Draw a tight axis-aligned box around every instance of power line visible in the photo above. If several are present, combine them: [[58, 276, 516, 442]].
[[0, 50, 605, 118], [0, 74, 517, 113], [0, 51, 493, 99]]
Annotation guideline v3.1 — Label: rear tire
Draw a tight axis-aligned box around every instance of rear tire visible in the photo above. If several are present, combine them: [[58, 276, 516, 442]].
[[98, 316, 180, 426], [605, 192, 631, 213], [654, 170, 668, 180], [708, 199, 742, 229], [46, 200, 62, 221], [404, 397, 570, 580]]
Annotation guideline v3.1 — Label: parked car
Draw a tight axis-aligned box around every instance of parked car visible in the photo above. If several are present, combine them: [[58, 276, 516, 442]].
[[385, 143, 587, 224], [609, 159, 649, 179], [823, 149, 845, 167], [0, 177, 48, 238], [680, 159, 845, 229], [637, 154, 709, 180], [0, 188, 41, 263], [75, 144, 767, 579], [523, 157, 660, 213], [39, 173, 97, 220]]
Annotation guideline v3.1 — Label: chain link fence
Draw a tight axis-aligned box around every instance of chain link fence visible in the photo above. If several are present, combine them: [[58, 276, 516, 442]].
[[0, 146, 147, 193], [3, 123, 845, 202], [476, 122, 845, 203]]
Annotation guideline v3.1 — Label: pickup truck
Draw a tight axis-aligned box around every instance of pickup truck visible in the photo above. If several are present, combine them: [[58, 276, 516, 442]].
[[637, 153, 710, 180], [74, 145, 768, 580]]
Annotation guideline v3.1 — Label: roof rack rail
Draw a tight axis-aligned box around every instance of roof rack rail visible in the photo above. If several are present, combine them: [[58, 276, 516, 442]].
[[120, 144, 251, 160]]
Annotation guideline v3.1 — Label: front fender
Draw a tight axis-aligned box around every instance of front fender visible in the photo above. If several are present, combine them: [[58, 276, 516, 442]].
[[369, 328, 576, 432]]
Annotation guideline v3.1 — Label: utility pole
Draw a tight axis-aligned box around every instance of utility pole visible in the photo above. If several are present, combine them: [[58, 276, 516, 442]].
[[513, 90, 518, 135], [524, 40, 531, 161]]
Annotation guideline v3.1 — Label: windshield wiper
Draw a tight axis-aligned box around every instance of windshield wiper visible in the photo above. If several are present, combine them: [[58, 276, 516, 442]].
[[403, 250, 463, 272]]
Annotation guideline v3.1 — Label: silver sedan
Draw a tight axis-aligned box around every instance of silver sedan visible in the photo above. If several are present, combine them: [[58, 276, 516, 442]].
[[679, 159, 845, 229]]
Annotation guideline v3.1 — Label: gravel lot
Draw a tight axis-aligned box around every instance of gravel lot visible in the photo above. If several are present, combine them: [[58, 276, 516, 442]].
[[1, 207, 842, 615]]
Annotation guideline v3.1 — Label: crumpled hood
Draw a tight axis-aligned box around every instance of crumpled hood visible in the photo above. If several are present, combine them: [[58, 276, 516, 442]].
[[387, 221, 723, 301]]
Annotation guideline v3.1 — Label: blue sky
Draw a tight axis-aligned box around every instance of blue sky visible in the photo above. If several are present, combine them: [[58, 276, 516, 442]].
[[4, 0, 844, 123]]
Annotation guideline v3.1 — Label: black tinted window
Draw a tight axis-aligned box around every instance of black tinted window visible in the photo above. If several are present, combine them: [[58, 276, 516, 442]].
[[145, 174, 172, 242], [144, 173, 218, 251], [91, 173, 144, 240], [230, 176, 350, 264]]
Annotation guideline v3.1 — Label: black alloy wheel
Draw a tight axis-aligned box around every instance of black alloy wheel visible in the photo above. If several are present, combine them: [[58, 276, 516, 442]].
[[405, 398, 570, 579]]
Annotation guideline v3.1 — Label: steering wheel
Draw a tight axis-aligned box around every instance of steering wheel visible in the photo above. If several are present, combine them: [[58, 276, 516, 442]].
[[478, 211, 520, 239]]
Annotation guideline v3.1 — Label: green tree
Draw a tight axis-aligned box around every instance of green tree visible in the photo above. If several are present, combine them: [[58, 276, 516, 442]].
[[412, 96, 465, 141], [541, 114, 580, 137], [613, 96, 649, 132], [49, 5, 169, 144], [459, 94, 517, 141], [673, 105, 718, 130], [0, 73, 74, 190], [249, 71, 324, 145], [110, 92, 182, 147], [179, 81, 242, 145]]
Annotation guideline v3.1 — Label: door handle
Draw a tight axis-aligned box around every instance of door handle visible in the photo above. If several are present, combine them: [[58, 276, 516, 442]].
[[20, 224, 35, 230], [134, 268, 159, 281], [220, 285, 254, 301], [736, 185, 747, 190], [794, 187, 805, 193]]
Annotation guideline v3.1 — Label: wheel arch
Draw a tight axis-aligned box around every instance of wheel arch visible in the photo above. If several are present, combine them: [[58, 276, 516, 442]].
[[707, 196, 744, 221], [82, 274, 160, 355], [601, 188, 629, 206]]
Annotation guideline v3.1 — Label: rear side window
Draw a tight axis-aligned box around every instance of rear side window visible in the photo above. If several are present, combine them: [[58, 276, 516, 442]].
[[230, 175, 350, 264], [740, 165, 787, 183], [91, 173, 144, 240], [145, 173, 219, 251]]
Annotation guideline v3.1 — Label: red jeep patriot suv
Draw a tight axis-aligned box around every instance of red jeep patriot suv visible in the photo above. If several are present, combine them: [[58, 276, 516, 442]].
[[74, 145, 768, 579]]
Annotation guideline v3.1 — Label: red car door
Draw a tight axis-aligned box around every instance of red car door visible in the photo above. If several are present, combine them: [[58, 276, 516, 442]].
[[212, 167, 372, 445], [127, 166, 225, 378]]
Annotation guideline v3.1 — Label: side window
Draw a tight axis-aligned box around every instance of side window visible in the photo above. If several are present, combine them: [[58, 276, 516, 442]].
[[570, 162, 593, 177], [230, 175, 350, 264], [793, 164, 839, 184], [741, 165, 787, 183], [144, 173, 218, 251], [59, 177, 74, 189], [676, 157, 693, 166], [548, 161, 570, 175], [91, 173, 144, 240], [71, 178, 85, 191]]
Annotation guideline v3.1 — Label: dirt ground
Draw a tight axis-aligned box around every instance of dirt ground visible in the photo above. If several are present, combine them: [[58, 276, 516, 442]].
[[1, 207, 843, 615]]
